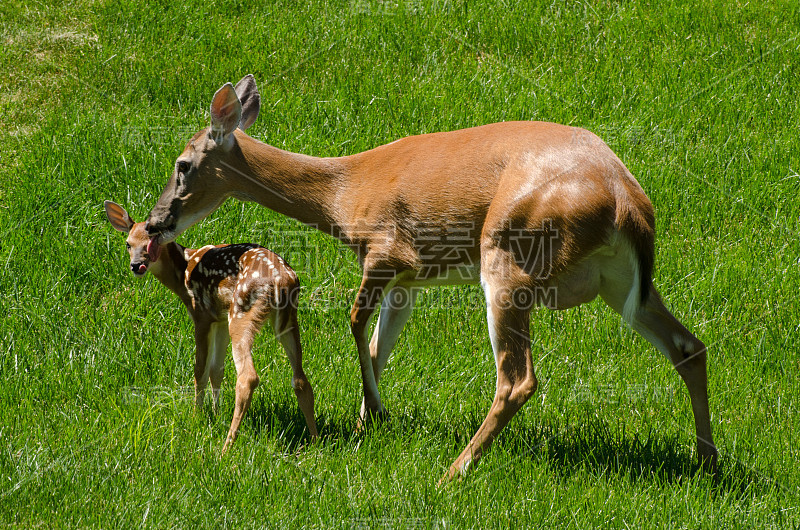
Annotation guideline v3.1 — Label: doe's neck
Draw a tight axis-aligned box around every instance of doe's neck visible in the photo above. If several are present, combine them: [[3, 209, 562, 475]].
[[226, 131, 348, 235]]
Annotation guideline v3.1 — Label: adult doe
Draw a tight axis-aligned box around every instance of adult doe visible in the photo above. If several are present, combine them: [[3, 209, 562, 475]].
[[144, 75, 716, 480]]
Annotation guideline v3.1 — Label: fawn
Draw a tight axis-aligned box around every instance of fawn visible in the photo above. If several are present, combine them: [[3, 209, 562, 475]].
[[105, 200, 318, 452]]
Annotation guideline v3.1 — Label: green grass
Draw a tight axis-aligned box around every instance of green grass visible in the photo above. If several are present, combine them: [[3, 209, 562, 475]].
[[1, 0, 799, 526]]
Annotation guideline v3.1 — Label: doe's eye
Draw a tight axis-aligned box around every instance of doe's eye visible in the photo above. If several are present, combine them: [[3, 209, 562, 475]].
[[177, 160, 191, 174]]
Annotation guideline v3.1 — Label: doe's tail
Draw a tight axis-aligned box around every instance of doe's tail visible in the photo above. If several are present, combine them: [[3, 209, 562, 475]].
[[614, 175, 656, 323]]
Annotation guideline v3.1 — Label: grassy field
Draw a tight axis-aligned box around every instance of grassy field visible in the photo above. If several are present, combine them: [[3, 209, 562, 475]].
[[1, 0, 799, 527]]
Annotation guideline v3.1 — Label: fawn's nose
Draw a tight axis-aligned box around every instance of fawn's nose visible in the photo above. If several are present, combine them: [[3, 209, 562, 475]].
[[131, 262, 147, 275]]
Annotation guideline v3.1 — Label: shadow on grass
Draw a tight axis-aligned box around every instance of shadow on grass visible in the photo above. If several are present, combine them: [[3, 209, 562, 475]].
[[235, 393, 360, 451], [229, 398, 778, 499], [462, 414, 781, 499]]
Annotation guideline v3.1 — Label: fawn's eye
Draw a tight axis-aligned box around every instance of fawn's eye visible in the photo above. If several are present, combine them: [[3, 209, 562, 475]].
[[177, 160, 191, 174], [125, 242, 131, 250]]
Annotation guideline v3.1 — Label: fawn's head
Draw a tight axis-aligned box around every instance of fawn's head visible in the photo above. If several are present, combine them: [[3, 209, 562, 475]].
[[105, 200, 163, 277], [145, 74, 261, 246]]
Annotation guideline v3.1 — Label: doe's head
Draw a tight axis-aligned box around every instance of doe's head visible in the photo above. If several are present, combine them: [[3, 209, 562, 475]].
[[105, 200, 162, 277], [145, 74, 261, 245]]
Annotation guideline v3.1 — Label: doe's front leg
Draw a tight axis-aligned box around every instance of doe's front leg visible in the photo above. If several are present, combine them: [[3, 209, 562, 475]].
[[350, 268, 396, 428]]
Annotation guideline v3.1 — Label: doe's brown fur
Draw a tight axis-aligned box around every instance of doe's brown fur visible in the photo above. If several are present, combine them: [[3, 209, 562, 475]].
[[143, 76, 716, 481]]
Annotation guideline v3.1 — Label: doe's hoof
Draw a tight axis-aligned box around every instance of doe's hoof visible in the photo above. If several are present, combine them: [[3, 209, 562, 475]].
[[356, 407, 389, 431]]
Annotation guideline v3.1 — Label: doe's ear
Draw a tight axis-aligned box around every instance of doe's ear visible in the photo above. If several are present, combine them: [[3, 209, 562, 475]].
[[209, 82, 242, 143], [234, 74, 260, 131], [104, 200, 134, 233]]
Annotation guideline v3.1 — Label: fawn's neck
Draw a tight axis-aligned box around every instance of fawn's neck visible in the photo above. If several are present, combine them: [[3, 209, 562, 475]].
[[149, 242, 193, 309]]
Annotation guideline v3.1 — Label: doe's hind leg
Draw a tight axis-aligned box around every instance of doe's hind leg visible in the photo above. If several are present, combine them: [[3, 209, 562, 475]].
[[443, 266, 538, 483], [600, 277, 717, 471]]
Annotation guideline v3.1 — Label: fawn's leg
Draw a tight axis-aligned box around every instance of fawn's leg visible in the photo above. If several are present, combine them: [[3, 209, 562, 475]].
[[273, 301, 318, 438], [208, 321, 229, 414], [193, 320, 212, 410], [221, 309, 263, 454]]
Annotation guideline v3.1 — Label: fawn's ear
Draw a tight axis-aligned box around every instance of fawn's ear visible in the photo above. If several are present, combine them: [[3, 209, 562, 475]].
[[209, 82, 242, 144], [104, 200, 134, 233], [234, 74, 260, 131]]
